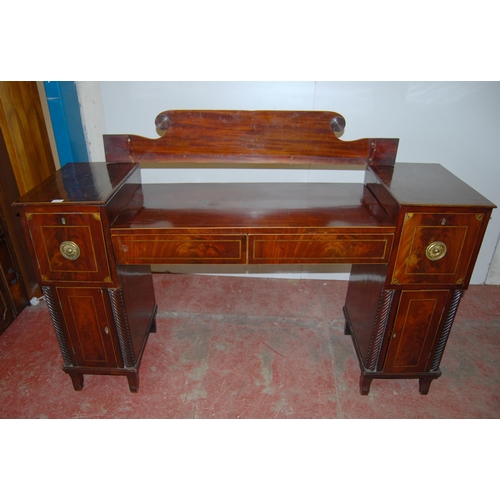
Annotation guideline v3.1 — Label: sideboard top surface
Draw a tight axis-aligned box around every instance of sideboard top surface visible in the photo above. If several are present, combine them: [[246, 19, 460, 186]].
[[13, 162, 139, 206], [111, 182, 395, 230], [371, 163, 496, 208]]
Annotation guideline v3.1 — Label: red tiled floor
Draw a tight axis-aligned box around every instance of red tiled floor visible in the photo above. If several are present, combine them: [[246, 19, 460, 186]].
[[1, 273, 499, 418]]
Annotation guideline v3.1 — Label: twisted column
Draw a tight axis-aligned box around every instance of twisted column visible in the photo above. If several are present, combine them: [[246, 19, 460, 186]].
[[42, 286, 73, 366], [431, 290, 463, 371], [365, 289, 395, 370], [108, 288, 136, 368]]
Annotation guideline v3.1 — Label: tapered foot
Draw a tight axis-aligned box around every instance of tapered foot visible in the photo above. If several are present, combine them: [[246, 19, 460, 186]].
[[419, 377, 433, 395], [69, 372, 84, 391], [360, 374, 373, 395], [127, 373, 139, 393], [150, 317, 157, 333], [344, 321, 352, 336]]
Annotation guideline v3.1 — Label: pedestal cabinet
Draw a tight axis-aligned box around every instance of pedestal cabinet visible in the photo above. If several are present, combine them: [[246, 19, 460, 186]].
[[14, 162, 157, 392], [343, 163, 495, 394]]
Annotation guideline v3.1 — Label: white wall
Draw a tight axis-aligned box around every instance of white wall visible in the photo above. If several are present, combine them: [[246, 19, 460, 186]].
[[77, 81, 500, 284]]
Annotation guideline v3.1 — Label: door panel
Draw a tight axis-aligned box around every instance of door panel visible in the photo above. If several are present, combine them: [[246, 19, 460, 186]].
[[56, 287, 122, 368], [383, 290, 449, 373]]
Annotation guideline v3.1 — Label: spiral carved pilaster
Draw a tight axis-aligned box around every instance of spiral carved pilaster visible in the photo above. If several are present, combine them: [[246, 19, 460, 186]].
[[431, 290, 463, 371], [365, 289, 395, 370], [108, 288, 136, 368], [42, 286, 73, 367]]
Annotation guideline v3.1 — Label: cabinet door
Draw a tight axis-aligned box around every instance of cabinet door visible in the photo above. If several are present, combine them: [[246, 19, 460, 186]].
[[56, 287, 123, 368], [383, 290, 449, 373]]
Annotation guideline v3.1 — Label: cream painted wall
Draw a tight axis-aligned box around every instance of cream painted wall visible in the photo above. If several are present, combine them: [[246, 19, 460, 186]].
[[76, 81, 500, 284], [75, 82, 107, 162]]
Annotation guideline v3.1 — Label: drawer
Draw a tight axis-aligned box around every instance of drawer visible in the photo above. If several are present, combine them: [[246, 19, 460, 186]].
[[249, 233, 393, 264], [25, 212, 112, 284], [112, 233, 246, 264], [390, 212, 485, 286]]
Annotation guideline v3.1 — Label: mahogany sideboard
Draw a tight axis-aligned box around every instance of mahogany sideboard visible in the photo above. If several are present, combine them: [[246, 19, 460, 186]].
[[13, 110, 496, 395]]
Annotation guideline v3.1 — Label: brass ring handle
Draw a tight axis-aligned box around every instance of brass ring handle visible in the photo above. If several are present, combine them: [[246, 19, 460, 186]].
[[425, 241, 447, 261], [60, 241, 81, 261]]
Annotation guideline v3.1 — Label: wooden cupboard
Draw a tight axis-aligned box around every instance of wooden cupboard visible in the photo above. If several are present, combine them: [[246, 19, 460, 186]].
[[0, 82, 57, 334]]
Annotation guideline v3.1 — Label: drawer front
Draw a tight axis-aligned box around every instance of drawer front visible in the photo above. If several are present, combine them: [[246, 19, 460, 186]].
[[391, 212, 485, 286], [249, 234, 393, 264], [112, 233, 246, 264], [26, 212, 112, 284]]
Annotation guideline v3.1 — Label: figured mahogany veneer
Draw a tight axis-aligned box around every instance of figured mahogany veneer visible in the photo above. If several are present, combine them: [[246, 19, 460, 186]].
[[249, 234, 392, 264], [25, 212, 112, 284], [110, 183, 395, 266], [390, 212, 485, 286], [104, 110, 399, 166], [55, 286, 123, 368], [383, 290, 450, 374], [13, 110, 496, 395], [15, 162, 156, 393]]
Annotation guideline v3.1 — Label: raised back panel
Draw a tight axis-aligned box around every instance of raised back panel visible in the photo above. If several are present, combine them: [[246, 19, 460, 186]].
[[104, 110, 399, 166]]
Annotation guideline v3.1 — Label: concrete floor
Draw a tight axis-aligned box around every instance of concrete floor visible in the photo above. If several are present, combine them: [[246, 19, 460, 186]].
[[1, 273, 499, 418]]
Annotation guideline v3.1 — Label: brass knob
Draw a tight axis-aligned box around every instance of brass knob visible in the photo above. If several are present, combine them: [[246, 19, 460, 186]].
[[330, 115, 346, 133], [155, 112, 171, 131], [60, 241, 80, 260], [425, 241, 447, 261]]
